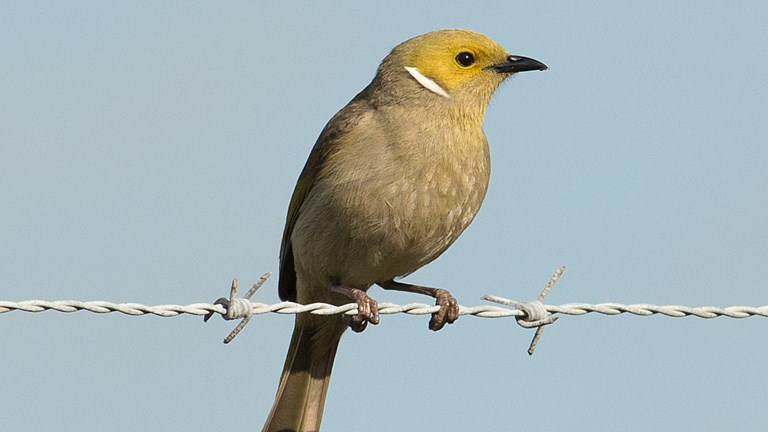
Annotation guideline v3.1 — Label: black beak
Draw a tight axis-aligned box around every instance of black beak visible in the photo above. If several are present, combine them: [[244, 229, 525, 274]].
[[488, 55, 548, 73]]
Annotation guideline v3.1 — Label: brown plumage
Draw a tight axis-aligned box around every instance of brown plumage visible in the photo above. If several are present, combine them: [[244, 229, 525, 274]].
[[264, 29, 546, 431]]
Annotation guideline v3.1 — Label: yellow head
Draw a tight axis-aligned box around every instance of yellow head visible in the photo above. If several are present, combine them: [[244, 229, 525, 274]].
[[367, 29, 546, 111]]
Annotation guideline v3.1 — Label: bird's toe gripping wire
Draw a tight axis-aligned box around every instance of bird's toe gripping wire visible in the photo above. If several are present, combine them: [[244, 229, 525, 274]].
[[204, 272, 271, 344], [430, 288, 459, 331], [330, 284, 380, 332], [483, 266, 564, 355]]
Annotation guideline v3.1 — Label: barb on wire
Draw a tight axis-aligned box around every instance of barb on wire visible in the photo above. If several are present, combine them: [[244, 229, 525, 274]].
[[204, 272, 271, 344], [482, 266, 564, 355]]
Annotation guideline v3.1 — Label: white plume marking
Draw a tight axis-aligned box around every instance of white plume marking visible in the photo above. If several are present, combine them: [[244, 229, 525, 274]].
[[404, 66, 450, 99]]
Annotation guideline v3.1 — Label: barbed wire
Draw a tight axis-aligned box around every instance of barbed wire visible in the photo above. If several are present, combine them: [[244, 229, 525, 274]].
[[3, 298, 766, 319], [0, 295, 768, 318], [2, 268, 766, 353]]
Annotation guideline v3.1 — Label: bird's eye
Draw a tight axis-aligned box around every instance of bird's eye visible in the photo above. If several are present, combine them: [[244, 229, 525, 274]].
[[455, 52, 475, 67]]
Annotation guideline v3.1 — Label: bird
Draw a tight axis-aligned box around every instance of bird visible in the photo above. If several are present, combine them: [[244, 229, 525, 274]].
[[263, 29, 547, 431]]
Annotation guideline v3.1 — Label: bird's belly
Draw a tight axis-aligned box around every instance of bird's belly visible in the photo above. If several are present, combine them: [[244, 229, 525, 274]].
[[291, 164, 488, 288], [378, 174, 484, 268]]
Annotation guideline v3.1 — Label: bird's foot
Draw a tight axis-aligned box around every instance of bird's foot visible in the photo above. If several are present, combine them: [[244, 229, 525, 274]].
[[429, 288, 459, 331], [377, 280, 459, 331], [330, 285, 379, 332]]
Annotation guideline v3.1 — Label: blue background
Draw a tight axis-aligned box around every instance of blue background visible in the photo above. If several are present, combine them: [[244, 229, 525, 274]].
[[2, 2, 767, 430]]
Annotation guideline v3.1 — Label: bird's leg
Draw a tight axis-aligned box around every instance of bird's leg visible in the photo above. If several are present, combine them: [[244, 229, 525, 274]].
[[377, 280, 459, 331], [330, 284, 379, 333]]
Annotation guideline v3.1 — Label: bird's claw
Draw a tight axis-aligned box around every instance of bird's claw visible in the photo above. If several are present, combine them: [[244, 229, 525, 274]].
[[335, 287, 379, 332], [429, 289, 459, 331]]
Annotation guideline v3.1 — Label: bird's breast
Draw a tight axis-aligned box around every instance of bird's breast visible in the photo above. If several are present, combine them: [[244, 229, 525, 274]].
[[336, 130, 491, 283], [386, 158, 486, 248], [291, 114, 491, 288]]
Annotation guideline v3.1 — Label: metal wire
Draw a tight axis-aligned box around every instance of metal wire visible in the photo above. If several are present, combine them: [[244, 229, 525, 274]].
[[2, 298, 766, 319], [3, 268, 765, 353]]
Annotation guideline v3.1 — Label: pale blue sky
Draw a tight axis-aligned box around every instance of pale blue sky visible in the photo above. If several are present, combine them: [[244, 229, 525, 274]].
[[2, 2, 767, 431]]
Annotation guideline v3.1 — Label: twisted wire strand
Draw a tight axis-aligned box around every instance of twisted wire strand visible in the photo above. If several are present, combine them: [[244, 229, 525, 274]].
[[2, 299, 766, 319]]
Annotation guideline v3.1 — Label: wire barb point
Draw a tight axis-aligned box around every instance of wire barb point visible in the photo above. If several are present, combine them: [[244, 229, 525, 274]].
[[483, 266, 565, 355], [205, 272, 272, 344]]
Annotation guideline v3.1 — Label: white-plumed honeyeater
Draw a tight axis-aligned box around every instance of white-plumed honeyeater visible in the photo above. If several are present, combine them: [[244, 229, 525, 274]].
[[264, 29, 547, 431]]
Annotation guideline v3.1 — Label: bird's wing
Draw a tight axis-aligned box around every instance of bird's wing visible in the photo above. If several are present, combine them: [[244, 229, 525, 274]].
[[278, 99, 374, 301], [279, 136, 325, 301]]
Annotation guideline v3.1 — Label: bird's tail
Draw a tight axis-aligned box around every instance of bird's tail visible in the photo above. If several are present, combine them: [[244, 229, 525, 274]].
[[263, 313, 347, 432]]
